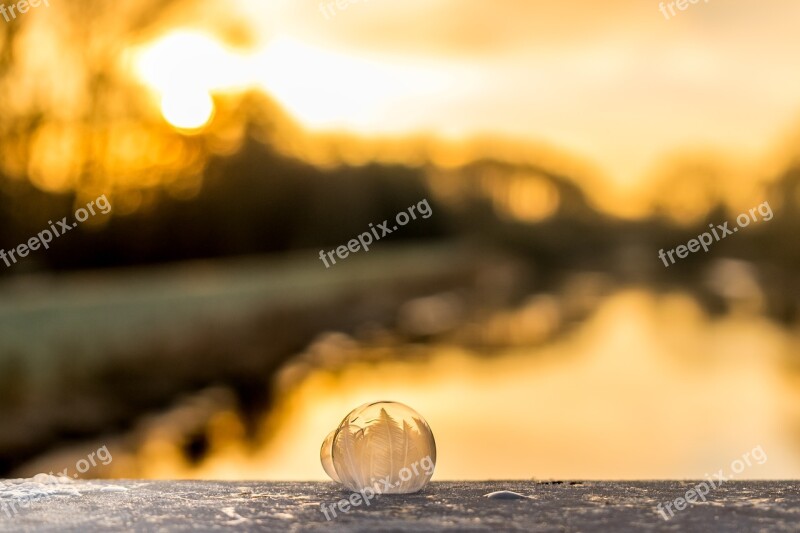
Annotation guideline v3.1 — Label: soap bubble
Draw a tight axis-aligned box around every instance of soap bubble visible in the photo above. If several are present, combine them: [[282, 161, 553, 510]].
[[320, 401, 436, 494], [320, 429, 339, 483]]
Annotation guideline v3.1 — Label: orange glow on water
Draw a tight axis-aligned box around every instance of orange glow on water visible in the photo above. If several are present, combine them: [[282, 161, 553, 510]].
[[249, 292, 800, 480], [109, 291, 800, 481]]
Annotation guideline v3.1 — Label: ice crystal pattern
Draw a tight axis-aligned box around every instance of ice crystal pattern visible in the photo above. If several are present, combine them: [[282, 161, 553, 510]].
[[320, 401, 436, 493]]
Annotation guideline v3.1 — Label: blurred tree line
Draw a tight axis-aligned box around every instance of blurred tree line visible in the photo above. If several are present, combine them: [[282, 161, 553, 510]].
[[0, 133, 449, 273], [0, 0, 799, 315]]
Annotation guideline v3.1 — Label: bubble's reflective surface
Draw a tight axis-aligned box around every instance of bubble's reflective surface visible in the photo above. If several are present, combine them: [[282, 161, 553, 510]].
[[319, 430, 339, 483], [320, 401, 436, 493]]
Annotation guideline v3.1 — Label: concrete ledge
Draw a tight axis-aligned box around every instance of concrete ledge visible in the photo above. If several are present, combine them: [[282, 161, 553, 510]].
[[1, 480, 798, 531]]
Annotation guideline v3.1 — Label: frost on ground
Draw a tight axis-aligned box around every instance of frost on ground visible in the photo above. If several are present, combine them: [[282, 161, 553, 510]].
[[0, 475, 130, 523], [0, 480, 798, 532]]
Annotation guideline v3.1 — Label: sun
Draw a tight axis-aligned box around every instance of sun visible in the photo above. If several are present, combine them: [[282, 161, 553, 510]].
[[130, 30, 454, 137], [132, 30, 251, 133], [160, 89, 215, 131]]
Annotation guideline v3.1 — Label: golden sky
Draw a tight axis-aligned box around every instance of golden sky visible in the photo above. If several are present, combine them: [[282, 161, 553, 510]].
[[210, 0, 800, 189], [9, 0, 799, 207]]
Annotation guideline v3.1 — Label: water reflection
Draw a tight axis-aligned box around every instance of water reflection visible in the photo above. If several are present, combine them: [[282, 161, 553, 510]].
[[106, 289, 800, 480]]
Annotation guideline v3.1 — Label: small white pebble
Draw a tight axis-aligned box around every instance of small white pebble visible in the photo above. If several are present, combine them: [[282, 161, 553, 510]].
[[483, 490, 530, 500], [99, 485, 129, 492]]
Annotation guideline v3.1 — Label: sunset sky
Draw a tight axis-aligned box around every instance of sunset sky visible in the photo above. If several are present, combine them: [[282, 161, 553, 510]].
[[198, 0, 800, 188], [8, 1, 800, 195]]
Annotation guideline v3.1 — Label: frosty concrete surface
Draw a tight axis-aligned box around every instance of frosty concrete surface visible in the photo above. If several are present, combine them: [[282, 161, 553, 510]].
[[1, 479, 798, 532]]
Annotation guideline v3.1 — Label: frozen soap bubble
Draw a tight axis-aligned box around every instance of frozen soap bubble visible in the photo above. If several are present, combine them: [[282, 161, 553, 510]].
[[320, 401, 436, 494]]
